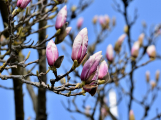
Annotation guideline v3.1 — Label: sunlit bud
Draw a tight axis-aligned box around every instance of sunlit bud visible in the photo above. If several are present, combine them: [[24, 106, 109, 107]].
[[138, 33, 144, 46], [81, 51, 102, 81], [0, 35, 5, 42], [129, 110, 135, 120], [77, 17, 84, 30], [104, 15, 110, 28], [99, 16, 105, 29], [155, 70, 160, 81], [93, 15, 98, 24], [85, 105, 90, 115], [103, 97, 108, 104], [101, 107, 108, 117], [71, 5, 77, 12], [124, 25, 129, 34], [131, 41, 140, 58], [145, 71, 150, 82], [55, 27, 72, 44], [17, 0, 31, 9], [71, 28, 88, 63], [60, 77, 66, 84], [106, 44, 114, 62], [114, 34, 126, 53], [55, 5, 67, 30], [112, 17, 116, 26], [46, 40, 59, 66], [146, 45, 156, 59], [83, 67, 99, 96], [98, 60, 108, 80], [150, 81, 156, 90]]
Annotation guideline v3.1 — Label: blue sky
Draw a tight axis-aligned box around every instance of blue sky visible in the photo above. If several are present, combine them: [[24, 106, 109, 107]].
[[0, 0, 161, 120]]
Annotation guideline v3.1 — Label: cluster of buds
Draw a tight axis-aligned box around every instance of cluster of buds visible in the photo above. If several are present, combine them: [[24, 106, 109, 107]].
[[99, 15, 110, 29], [146, 45, 156, 60], [114, 34, 126, 53], [55, 6, 72, 44]]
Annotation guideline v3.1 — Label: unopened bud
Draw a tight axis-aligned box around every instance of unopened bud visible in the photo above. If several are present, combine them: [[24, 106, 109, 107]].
[[71, 5, 77, 12], [124, 25, 129, 34], [112, 17, 116, 26], [92, 15, 98, 24], [129, 110, 135, 120], [155, 70, 160, 81], [150, 81, 156, 90], [145, 71, 150, 82], [60, 77, 66, 84]]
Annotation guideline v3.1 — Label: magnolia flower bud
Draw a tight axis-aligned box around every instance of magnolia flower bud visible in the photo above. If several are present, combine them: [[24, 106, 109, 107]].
[[55, 5, 67, 30], [99, 16, 105, 29], [81, 51, 102, 96], [55, 27, 72, 44], [138, 33, 144, 46], [146, 45, 156, 59], [114, 34, 126, 52], [155, 70, 160, 81], [71, 5, 77, 12], [101, 107, 108, 117], [104, 15, 110, 28], [46, 40, 59, 66], [145, 71, 150, 82], [150, 81, 156, 90], [83, 67, 99, 96], [98, 60, 108, 80], [17, 0, 31, 9], [106, 44, 114, 62], [81, 51, 102, 81], [77, 17, 84, 30], [71, 28, 88, 63], [131, 41, 140, 58], [93, 15, 98, 24], [124, 25, 129, 34], [129, 110, 135, 120], [85, 105, 90, 115]]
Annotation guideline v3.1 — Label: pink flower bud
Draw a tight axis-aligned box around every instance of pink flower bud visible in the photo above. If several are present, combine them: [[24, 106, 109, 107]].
[[150, 81, 156, 89], [55, 5, 67, 30], [98, 60, 108, 79], [83, 67, 99, 96], [71, 28, 88, 63], [92, 15, 98, 24], [138, 33, 144, 46], [131, 41, 140, 58], [145, 71, 150, 82], [77, 17, 84, 29], [129, 110, 135, 120], [46, 40, 59, 66], [55, 27, 72, 44], [17, 0, 31, 9], [99, 16, 105, 26], [114, 34, 126, 52], [106, 44, 114, 62], [81, 51, 102, 81], [146, 45, 156, 59], [117, 34, 126, 46]]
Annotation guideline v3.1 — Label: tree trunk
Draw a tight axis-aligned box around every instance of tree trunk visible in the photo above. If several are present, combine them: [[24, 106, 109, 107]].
[[36, 0, 47, 119]]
